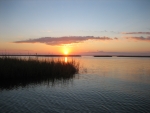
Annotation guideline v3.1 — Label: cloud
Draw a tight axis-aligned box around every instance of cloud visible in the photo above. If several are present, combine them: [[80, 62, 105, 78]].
[[14, 36, 115, 45], [125, 36, 150, 41], [122, 32, 150, 35]]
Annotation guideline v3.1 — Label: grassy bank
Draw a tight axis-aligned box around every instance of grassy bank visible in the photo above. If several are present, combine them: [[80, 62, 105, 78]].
[[0, 57, 79, 89]]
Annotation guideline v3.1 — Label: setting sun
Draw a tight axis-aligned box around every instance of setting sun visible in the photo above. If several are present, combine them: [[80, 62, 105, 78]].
[[64, 50, 69, 55], [62, 46, 70, 55]]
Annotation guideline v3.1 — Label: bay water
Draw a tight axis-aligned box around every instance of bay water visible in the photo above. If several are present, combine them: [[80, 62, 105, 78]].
[[0, 56, 150, 113]]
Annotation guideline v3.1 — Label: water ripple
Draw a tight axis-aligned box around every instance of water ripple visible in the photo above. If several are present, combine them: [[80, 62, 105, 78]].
[[0, 57, 150, 112]]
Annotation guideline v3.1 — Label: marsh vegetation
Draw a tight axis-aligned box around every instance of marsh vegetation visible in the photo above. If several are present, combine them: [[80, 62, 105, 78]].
[[0, 57, 79, 89]]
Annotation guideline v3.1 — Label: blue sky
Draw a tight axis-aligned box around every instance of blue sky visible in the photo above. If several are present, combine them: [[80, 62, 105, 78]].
[[0, 0, 150, 55]]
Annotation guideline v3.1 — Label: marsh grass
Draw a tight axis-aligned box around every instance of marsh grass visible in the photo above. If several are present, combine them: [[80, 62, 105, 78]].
[[0, 57, 79, 89]]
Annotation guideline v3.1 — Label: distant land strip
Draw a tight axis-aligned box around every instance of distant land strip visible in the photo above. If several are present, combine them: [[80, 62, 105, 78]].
[[94, 55, 150, 57], [117, 56, 150, 57], [94, 55, 112, 57], [0, 55, 81, 57], [0, 55, 150, 57]]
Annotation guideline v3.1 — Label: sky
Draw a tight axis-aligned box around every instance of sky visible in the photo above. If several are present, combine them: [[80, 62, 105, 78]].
[[0, 0, 150, 55]]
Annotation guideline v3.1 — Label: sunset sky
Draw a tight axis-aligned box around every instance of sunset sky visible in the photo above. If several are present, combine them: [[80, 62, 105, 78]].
[[0, 0, 150, 55]]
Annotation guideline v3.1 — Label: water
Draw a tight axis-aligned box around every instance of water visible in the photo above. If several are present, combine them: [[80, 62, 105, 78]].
[[0, 56, 150, 113]]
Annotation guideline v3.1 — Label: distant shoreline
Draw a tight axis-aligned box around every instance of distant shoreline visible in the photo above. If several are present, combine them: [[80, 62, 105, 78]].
[[0, 55, 150, 57], [94, 55, 150, 57], [94, 55, 112, 57], [0, 55, 81, 57]]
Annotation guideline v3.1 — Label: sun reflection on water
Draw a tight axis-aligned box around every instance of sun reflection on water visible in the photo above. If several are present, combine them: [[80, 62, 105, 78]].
[[65, 57, 68, 63]]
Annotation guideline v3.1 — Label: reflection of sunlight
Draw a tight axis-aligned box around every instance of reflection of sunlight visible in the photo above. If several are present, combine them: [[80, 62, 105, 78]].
[[65, 57, 68, 63]]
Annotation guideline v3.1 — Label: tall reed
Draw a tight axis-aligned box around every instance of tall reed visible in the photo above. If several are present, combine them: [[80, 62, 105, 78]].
[[0, 57, 79, 89]]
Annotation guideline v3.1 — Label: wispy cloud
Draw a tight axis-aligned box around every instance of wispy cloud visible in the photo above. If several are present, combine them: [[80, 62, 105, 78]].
[[122, 32, 150, 35], [125, 36, 150, 41], [14, 36, 116, 45]]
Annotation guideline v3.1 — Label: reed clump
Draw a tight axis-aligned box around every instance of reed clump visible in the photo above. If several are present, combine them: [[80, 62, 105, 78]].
[[0, 57, 79, 83]]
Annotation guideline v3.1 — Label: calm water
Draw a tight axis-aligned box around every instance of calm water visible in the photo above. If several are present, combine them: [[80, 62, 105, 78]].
[[0, 56, 150, 113]]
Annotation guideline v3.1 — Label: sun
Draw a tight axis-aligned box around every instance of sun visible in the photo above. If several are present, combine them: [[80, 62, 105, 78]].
[[64, 50, 69, 55], [62, 46, 71, 55]]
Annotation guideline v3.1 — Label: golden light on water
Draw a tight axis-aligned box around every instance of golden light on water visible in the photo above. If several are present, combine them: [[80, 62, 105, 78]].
[[65, 57, 68, 63]]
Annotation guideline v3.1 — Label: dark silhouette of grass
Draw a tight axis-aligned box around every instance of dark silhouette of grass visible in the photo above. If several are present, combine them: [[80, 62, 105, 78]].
[[0, 57, 79, 90]]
